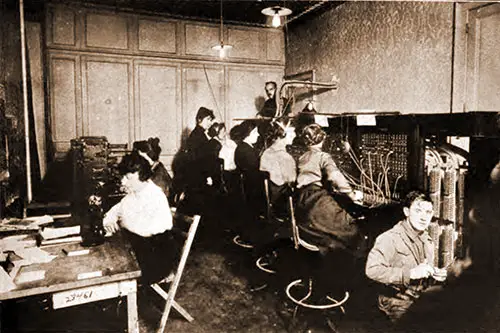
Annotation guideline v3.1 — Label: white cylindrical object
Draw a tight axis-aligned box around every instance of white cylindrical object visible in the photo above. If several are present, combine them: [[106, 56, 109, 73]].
[[19, 0, 32, 204]]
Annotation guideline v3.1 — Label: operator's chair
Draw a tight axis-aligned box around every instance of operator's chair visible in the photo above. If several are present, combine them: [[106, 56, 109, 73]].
[[255, 182, 295, 276], [150, 208, 200, 333], [285, 196, 349, 312], [232, 171, 268, 249]]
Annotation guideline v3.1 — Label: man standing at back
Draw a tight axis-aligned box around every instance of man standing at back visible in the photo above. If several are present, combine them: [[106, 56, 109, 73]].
[[259, 81, 278, 118]]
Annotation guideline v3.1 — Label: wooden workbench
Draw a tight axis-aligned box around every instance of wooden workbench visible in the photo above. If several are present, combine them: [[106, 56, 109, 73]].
[[0, 233, 141, 333]]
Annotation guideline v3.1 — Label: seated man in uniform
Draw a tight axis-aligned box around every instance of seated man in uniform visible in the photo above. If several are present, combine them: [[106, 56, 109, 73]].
[[365, 191, 447, 322]]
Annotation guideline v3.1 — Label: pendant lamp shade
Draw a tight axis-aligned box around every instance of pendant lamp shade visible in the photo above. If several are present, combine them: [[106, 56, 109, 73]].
[[212, 0, 232, 58], [212, 42, 233, 58], [261, 6, 292, 28]]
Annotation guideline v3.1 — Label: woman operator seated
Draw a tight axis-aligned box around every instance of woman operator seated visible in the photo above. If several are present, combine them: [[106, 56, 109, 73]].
[[133, 137, 173, 202], [295, 124, 363, 251], [103, 152, 177, 285], [260, 117, 297, 219]]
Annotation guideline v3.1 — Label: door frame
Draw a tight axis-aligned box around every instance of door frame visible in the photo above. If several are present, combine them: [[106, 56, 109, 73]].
[[452, 2, 499, 113]]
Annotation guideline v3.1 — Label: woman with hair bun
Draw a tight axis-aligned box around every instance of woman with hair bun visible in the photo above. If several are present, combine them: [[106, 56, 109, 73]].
[[234, 120, 265, 219], [133, 137, 173, 201], [259, 117, 297, 218], [234, 120, 261, 179], [206, 122, 228, 190], [207, 122, 225, 160], [103, 152, 176, 285], [296, 124, 362, 249]]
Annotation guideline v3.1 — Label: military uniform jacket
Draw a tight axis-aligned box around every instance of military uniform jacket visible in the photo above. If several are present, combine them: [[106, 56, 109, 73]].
[[365, 219, 435, 320]]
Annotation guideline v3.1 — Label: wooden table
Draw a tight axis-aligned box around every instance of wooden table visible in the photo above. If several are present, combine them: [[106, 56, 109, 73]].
[[0, 233, 141, 333]]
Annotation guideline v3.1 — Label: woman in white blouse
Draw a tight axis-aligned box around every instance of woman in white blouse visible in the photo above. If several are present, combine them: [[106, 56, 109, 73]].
[[103, 152, 177, 284]]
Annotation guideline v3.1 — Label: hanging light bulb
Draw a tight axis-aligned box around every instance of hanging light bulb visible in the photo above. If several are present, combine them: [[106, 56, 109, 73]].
[[262, 6, 292, 28], [212, 42, 232, 58], [272, 11, 281, 28], [212, 0, 233, 58], [218, 46, 226, 59]]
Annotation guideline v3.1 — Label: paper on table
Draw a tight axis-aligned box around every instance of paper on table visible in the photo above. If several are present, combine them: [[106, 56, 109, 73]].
[[15, 247, 57, 265], [0, 223, 39, 232], [0, 235, 37, 252], [0, 266, 16, 292], [64, 249, 90, 257], [77, 271, 102, 280], [40, 226, 81, 240], [16, 270, 46, 284], [24, 215, 54, 226], [41, 236, 83, 246]]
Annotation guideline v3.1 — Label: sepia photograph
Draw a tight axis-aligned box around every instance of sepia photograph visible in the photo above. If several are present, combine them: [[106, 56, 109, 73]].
[[0, 0, 499, 332]]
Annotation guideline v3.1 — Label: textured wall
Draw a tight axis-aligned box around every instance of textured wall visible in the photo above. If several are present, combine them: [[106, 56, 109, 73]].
[[286, 2, 454, 114]]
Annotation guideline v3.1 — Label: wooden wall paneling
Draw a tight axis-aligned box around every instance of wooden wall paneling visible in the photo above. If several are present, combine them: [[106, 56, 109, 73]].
[[134, 60, 180, 158], [48, 5, 77, 47], [227, 27, 262, 60], [49, 53, 81, 156], [81, 56, 132, 146], [128, 15, 138, 53], [226, 66, 284, 128], [266, 30, 285, 62], [46, 4, 286, 66], [138, 18, 177, 54], [176, 21, 184, 57], [182, 64, 224, 135], [85, 11, 129, 50], [184, 23, 220, 57]]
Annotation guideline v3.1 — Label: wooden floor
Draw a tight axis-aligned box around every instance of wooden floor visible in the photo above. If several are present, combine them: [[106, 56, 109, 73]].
[[2, 215, 500, 333]]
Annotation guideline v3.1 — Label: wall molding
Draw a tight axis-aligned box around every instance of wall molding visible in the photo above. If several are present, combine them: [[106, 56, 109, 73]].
[[46, 3, 285, 66]]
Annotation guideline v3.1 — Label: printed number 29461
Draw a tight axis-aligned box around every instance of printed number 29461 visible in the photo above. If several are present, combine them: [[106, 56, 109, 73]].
[[65, 290, 94, 303]]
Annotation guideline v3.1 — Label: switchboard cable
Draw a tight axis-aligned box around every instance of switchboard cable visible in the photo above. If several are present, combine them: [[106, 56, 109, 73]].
[[343, 171, 385, 206], [339, 144, 397, 206], [379, 151, 393, 198], [367, 152, 375, 196], [426, 146, 444, 168], [347, 152, 386, 204], [385, 168, 391, 198], [425, 150, 441, 171], [392, 175, 403, 198]]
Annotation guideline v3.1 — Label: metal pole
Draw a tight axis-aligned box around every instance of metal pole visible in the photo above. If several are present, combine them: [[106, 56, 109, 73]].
[[19, 0, 33, 204]]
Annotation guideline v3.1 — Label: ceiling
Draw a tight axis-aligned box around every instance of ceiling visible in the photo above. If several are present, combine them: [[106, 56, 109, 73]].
[[32, 0, 340, 27]]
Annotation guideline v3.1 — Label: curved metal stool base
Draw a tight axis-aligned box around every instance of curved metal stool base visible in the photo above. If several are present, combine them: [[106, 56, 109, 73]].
[[256, 256, 277, 274], [233, 235, 254, 249], [285, 279, 349, 312]]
